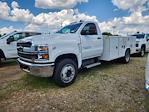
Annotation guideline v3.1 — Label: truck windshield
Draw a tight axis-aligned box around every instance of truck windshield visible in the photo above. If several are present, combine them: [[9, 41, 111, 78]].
[[57, 23, 82, 34], [132, 34, 145, 39]]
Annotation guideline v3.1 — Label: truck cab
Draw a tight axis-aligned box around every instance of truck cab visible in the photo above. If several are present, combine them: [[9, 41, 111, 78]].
[[17, 21, 135, 87], [0, 31, 41, 62], [132, 33, 149, 57]]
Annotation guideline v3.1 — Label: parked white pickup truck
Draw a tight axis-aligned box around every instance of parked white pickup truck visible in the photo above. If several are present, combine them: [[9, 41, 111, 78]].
[[17, 21, 136, 87], [0, 31, 41, 62], [132, 33, 149, 57]]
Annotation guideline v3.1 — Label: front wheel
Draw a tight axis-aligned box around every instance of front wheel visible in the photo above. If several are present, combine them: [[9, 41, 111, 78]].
[[53, 59, 77, 87], [122, 49, 130, 63]]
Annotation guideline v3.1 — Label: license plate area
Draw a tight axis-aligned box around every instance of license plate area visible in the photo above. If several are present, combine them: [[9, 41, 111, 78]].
[[20, 63, 30, 72]]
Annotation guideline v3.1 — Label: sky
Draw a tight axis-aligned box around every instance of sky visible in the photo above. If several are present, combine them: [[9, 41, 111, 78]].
[[0, 0, 149, 35]]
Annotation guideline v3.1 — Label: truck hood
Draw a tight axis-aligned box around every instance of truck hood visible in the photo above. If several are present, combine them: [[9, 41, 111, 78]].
[[19, 33, 77, 45]]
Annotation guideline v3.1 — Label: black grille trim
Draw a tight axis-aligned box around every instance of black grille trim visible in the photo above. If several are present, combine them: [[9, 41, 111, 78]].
[[17, 42, 32, 47], [18, 52, 38, 60]]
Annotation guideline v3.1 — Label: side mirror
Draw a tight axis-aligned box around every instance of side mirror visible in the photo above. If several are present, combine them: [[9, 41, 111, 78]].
[[7, 36, 14, 44]]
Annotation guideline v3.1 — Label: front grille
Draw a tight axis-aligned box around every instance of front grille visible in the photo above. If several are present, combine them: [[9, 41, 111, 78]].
[[17, 41, 34, 60], [18, 52, 38, 60], [17, 47, 23, 52], [17, 42, 32, 47]]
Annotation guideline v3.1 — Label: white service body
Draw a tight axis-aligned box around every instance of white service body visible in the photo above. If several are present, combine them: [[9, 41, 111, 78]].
[[100, 36, 136, 61]]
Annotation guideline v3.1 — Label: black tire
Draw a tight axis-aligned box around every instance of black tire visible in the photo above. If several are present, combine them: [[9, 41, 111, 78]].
[[140, 46, 145, 57], [53, 59, 77, 87], [122, 49, 130, 63]]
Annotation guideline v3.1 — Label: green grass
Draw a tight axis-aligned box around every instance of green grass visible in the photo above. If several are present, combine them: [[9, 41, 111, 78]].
[[0, 75, 59, 100], [0, 59, 17, 67], [0, 56, 148, 112], [0, 60, 133, 100]]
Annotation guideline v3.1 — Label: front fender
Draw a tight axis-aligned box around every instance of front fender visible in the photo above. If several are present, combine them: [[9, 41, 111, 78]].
[[51, 50, 82, 69]]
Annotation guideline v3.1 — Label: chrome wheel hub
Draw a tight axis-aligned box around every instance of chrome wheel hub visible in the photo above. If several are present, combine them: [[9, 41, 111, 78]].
[[61, 64, 75, 83]]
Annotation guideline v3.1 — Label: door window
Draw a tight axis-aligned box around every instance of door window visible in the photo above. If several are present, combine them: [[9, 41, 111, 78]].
[[13, 33, 24, 41], [81, 23, 97, 35], [7, 33, 24, 43]]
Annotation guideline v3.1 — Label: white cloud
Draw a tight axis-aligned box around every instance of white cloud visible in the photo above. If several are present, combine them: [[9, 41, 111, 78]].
[[10, 1, 34, 22], [11, 1, 19, 9], [0, 26, 19, 34], [0, 1, 97, 34], [99, 0, 149, 35], [99, 11, 149, 35], [0, 1, 10, 19], [35, 0, 88, 9], [10, 8, 34, 22], [26, 9, 97, 32], [0, 1, 34, 23], [112, 0, 148, 12], [1, 0, 149, 36]]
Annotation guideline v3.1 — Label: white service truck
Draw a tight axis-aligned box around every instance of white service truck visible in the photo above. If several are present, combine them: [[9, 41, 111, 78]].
[[132, 33, 149, 57], [17, 21, 136, 87], [0, 31, 41, 62]]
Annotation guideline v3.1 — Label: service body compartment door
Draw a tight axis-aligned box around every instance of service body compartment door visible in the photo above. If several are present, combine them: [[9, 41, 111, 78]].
[[100, 36, 119, 61], [118, 37, 126, 57], [109, 37, 119, 60]]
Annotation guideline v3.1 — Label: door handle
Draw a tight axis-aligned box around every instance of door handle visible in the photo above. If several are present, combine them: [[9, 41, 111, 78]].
[[97, 37, 101, 39]]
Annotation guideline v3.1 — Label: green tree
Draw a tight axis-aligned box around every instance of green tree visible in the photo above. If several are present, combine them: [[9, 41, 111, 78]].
[[102, 32, 112, 36]]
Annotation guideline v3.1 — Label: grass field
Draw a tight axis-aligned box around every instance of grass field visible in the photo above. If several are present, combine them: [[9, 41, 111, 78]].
[[0, 56, 148, 112]]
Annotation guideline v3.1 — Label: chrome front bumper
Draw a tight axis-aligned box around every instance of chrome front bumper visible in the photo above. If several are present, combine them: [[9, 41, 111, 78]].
[[17, 58, 54, 77]]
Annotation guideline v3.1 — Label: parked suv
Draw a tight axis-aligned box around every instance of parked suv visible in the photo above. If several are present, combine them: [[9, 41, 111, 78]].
[[0, 31, 41, 62]]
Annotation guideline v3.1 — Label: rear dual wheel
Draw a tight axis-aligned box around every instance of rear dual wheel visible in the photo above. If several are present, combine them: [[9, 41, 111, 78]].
[[122, 49, 130, 63]]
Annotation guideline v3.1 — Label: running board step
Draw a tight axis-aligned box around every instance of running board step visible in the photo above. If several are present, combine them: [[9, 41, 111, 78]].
[[85, 62, 101, 69]]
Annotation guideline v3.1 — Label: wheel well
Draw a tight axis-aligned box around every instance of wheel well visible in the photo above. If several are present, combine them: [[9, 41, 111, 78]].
[[0, 49, 5, 59], [126, 48, 130, 54], [55, 54, 78, 67]]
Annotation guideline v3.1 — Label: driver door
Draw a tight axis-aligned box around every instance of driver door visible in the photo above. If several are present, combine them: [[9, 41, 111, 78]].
[[6, 33, 24, 58], [80, 23, 103, 59]]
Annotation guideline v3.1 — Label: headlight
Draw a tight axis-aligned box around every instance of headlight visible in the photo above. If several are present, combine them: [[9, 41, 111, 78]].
[[38, 54, 49, 60], [35, 45, 49, 60], [36, 45, 49, 51]]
